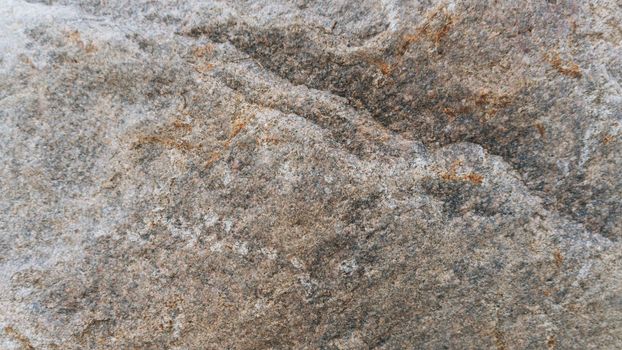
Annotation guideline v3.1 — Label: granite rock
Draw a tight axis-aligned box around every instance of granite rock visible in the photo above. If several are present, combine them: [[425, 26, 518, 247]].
[[1, 0, 621, 348]]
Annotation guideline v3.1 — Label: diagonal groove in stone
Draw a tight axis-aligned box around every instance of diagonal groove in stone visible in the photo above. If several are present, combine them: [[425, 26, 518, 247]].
[[184, 15, 621, 240]]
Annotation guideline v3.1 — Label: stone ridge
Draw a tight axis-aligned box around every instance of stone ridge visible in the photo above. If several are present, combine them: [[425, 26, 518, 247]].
[[0, 0, 620, 349]]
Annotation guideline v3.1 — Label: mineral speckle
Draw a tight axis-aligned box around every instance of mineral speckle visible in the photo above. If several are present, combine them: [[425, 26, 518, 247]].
[[1, 0, 621, 349]]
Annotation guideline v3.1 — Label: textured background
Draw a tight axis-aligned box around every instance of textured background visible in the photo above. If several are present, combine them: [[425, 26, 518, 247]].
[[1, 0, 621, 348]]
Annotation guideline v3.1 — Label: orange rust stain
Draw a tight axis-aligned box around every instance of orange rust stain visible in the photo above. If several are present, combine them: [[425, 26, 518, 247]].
[[360, 54, 394, 76], [205, 151, 221, 169], [396, 5, 454, 56], [230, 120, 247, 139], [440, 160, 462, 180], [442, 107, 457, 119], [397, 33, 421, 56], [440, 160, 484, 185], [376, 61, 393, 76], [547, 53, 582, 78], [553, 250, 564, 268], [464, 173, 484, 185], [135, 135, 195, 151], [433, 15, 454, 45], [223, 118, 251, 148], [602, 134, 615, 144], [547, 335, 556, 349], [172, 120, 193, 132], [442, 105, 471, 120], [192, 44, 214, 58], [192, 44, 215, 74], [4, 326, 34, 350], [475, 90, 511, 108], [475, 90, 511, 119], [195, 63, 215, 73]]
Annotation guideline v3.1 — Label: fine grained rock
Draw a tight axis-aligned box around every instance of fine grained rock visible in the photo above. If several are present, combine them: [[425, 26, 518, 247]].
[[1, 0, 621, 348]]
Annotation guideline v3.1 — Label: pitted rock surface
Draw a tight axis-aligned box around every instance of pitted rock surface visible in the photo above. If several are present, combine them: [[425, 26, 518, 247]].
[[1, 0, 621, 349]]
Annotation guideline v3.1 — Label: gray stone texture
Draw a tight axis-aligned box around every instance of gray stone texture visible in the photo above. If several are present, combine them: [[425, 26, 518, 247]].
[[1, 0, 621, 349]]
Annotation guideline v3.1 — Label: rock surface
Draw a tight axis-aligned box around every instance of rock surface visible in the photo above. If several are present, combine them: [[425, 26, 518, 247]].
[[1, 0, 621, 348]]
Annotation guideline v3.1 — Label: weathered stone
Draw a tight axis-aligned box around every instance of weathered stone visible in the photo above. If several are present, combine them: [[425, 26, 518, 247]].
[[1, 0, 620, 348]]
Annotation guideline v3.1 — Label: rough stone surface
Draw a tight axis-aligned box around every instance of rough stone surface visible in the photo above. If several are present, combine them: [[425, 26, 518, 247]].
[[1, 0, 621, 349]]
